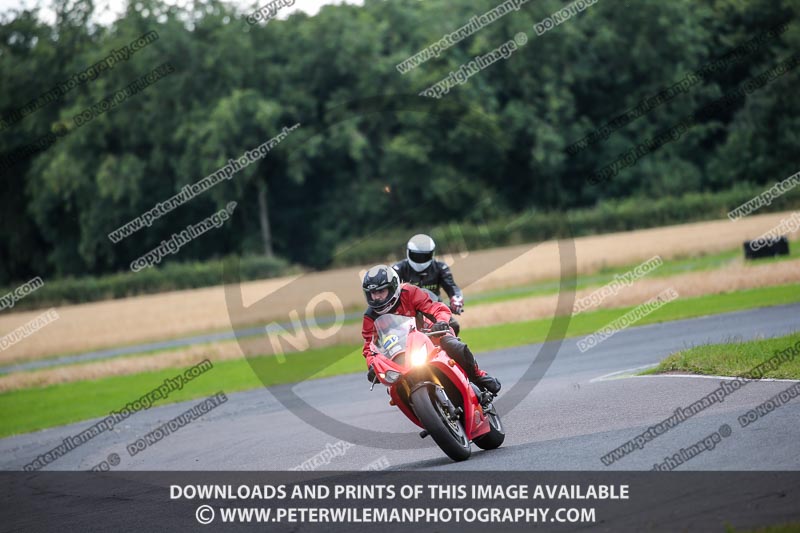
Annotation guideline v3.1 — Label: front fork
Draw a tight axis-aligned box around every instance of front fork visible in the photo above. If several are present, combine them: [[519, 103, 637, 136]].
[[410, 381, 463, 439], [411, 381, 461, 420]]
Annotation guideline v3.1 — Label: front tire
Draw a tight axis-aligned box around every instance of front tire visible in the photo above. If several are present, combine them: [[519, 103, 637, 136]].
[[473, 403, 505, 450], [411, 386, 471, 461]]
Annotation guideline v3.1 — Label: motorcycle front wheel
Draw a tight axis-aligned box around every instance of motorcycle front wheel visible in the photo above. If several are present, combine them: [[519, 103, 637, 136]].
[[411, 385, 471, 461]]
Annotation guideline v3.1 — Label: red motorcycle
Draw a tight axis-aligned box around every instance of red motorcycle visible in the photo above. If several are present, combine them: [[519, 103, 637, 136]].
[[369, 314, 504, 461]]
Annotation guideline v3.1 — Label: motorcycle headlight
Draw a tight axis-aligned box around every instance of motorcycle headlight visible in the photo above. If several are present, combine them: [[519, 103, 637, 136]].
[[410, 346, 428, 367], [384, 370, 402, 383]]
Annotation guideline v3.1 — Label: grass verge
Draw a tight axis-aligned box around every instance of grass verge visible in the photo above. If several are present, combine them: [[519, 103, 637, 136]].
[[7, 241, 796, 368], [469, 241, 799, 306], [642, 331, 800, 379], [1, 283, 799, 438]]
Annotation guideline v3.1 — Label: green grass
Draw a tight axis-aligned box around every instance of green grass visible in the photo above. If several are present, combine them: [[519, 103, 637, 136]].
[[462, 284, 800, 352], [643, 331, 800, 379], [2, 283, 799, 438], [469, 242, 799, 306], [8, 241, 794, 369]]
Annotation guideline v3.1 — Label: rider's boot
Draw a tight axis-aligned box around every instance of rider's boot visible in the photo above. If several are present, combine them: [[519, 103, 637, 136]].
[[440, 335, 501, 394], [471, 365, 501, 394]]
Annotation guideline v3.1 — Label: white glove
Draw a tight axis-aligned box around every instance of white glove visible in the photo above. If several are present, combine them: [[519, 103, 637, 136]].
[[450, 295, 464, 315]]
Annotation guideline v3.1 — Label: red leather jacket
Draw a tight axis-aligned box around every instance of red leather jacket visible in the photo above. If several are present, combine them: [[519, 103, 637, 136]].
[[361, 283, 452, 362]]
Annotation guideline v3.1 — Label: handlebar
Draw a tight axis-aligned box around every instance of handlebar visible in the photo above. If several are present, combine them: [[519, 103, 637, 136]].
[[421, 329, 449, 337]]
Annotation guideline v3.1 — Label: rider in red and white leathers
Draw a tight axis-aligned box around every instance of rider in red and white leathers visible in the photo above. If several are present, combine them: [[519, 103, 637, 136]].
[[360, 264, 500, 393]]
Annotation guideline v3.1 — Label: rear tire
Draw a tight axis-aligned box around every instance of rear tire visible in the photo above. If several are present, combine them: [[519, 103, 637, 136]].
[[411, 386, 471, 461], [473, 403, 505, 450]]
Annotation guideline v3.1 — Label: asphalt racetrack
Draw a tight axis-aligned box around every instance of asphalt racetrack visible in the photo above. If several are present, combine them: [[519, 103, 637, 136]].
[[2, 304, 799, 472]]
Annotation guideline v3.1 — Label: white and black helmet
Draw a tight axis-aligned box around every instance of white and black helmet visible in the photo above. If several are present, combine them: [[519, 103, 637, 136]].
[[362, 264, 401, 314], [406, 233, 435, 272]]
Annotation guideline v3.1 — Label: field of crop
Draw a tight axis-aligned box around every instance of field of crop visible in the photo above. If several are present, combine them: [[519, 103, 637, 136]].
[[3, 283, 799, 436], [0, 210, 795, 365], [1, 247, 798, 391]]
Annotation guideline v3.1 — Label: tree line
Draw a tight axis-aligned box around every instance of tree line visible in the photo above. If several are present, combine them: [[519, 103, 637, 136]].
[[1, 0, 797, 285]]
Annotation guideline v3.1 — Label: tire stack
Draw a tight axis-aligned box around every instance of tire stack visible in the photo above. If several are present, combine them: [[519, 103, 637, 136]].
[[743, 236, 790, 260]]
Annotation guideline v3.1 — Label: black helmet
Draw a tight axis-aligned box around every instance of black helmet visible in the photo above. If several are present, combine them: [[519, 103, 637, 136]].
[[407, 233, 436, 272], [362, 264, 401, 314]]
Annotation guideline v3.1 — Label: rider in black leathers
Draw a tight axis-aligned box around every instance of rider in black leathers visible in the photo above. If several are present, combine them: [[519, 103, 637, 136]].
[[392, 234, 464, 336]]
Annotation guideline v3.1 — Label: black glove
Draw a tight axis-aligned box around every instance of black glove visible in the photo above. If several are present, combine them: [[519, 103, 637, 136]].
[[366, 365, 376, 383], [431, 321, 451, 332]]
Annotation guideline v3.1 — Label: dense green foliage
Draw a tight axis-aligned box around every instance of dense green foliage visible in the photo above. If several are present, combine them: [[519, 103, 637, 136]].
[[1, 0, 798, 286], [5, 184, 798, 310]]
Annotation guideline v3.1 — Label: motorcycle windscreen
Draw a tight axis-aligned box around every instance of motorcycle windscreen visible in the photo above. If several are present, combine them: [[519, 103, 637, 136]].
[[374, 314, 415, 365]]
